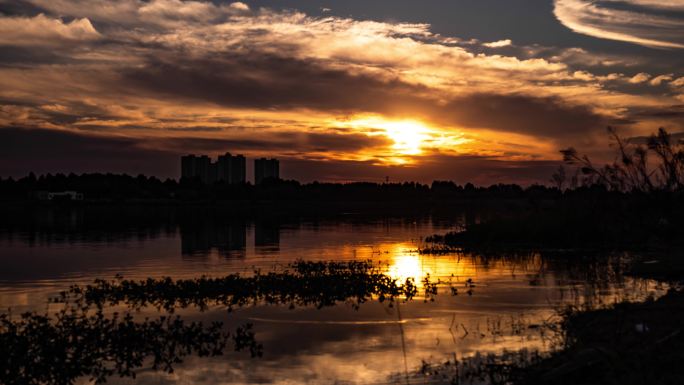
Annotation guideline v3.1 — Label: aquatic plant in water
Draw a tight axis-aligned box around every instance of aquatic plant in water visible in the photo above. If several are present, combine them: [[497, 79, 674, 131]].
[[51, 260, 429, 311], [1, 261, 439, 384], [0, 307, 260, 385]]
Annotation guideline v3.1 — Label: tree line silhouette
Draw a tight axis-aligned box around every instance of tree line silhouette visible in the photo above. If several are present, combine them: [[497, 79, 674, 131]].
[[1, 127, 682, 203], [0, 173, 561, 203]]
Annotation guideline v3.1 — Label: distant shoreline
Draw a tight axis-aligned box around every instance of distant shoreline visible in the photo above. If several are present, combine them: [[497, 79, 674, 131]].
[[0, 196, 539, 214]]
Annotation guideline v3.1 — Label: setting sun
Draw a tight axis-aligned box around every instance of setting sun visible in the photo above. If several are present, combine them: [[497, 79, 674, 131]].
[[343, 117, 432, 158], [382, 120, 430, 156]]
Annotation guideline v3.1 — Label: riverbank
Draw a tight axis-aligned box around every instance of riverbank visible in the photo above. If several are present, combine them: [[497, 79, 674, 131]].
[[419, 236, 684, 384], [510, 248, 684, 385], [516, 287, 683, 385]]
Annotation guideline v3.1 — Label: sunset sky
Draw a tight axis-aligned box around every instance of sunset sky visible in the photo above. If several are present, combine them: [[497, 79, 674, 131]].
[[1, 0, 683, 184]]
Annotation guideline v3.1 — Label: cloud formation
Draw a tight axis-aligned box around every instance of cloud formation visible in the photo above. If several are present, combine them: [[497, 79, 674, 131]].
[[0, 0, 681, 182], [554, 0, 684, 49], [0, 13, 100, 45], [483, 39, 512, 48], [629, 72, 651, 84]]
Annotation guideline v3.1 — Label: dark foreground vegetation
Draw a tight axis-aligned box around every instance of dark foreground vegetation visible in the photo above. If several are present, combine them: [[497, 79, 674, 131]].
[[427, 128, 684, 249], [438, 250, 684, 385], [399, 252, 684, 385], [53, 260, 431, 311], [0, 261, 437, 385], [517, 288, 684, 385], [404, 285, 684, 385], [421, 128, 684, 384], [1, 309, 257, 385], [424, 188, 684, 249]]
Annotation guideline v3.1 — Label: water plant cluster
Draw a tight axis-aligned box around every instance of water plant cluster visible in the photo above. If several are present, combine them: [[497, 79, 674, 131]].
[[0, 307, 260, 385], [391, 349, 544, 385], [52, 260, 427, 311], [1, 261, 439, 384]]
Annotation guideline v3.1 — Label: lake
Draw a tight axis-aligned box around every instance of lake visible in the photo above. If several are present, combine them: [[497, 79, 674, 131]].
[[0, 206, 665, 384]]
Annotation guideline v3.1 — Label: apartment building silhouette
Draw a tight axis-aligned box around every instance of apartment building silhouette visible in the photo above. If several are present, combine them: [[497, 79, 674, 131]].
[[181, 153, 246, 184]]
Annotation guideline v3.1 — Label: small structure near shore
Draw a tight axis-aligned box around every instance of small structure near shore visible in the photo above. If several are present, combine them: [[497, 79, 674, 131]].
[[36, 191, 84, 201]]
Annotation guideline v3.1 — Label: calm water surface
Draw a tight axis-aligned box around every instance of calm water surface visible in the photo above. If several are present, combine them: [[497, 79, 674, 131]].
[[0, 209, 665, 384]]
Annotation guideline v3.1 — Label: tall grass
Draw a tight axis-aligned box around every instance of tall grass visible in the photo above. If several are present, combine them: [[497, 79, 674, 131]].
[[560, 127, 684, 192]]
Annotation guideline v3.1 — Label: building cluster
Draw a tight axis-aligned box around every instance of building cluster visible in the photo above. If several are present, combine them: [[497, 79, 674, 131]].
[[181, 153, 279, 184], [181, 153, 246, 184]]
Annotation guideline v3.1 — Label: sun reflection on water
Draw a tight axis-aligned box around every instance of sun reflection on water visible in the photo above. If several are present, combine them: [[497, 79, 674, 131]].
[[383, 243, 480, 287], [387, 254, 429, 283]]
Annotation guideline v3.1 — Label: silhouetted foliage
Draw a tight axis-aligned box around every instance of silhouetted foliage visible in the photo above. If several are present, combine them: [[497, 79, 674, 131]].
[[0, 172, 560, 204], [0, 308, 259, 385], [562, 127, 684, 192], [52, 260, 429, 311], [425, 128, 684, 249], [1, 261, 444, 384]]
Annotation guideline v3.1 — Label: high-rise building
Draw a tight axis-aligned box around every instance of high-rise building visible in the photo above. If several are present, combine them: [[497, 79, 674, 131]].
[[254, 158, 279, 184], [195, 155, 211, 183], [231, 155, 246, 184], [181, 153, 246, 184], [181, 155, 197, 180], [217, 153, 246, 184]]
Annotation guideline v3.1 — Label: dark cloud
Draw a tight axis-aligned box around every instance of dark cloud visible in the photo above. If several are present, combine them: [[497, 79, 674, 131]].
[[625, 104, 684, 119], [120, 54, 610, 140], [298, 132, 392, 152], [439, 93, 608, 139], [0, 1, 45, 17], [0, 101, 127, 128], [154, 131, 390, 154], [0, 127, 390, 179], [617, 105, 684, 131], [0, 46, 69, 66], [120, 54, 428, 114], [0, 127, 177, 177]]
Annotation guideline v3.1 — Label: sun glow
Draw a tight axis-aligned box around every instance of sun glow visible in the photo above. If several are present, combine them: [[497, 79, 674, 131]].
[[382, 120, 430, 155], [342, 117, 432, 157], [334, 115, 483, 164]]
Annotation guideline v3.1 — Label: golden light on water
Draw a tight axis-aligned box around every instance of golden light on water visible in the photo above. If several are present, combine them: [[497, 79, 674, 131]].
[[387, 254, 428, 283], [384, 243, 480, 287]]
